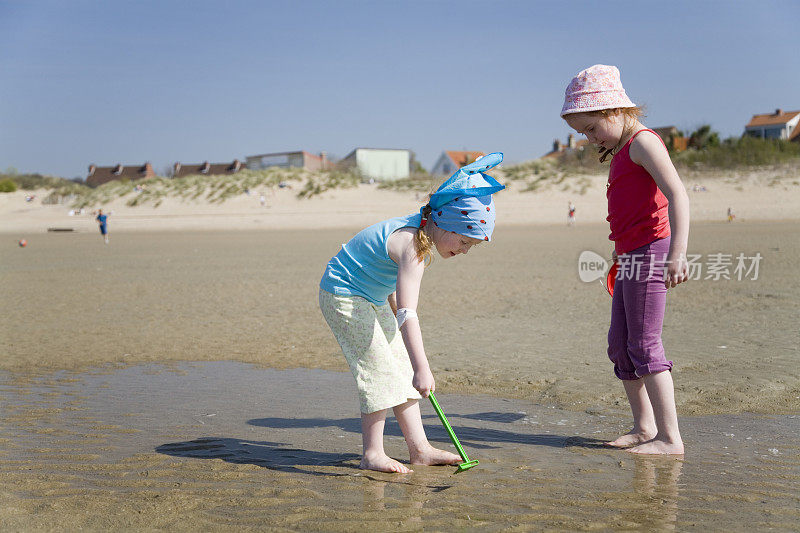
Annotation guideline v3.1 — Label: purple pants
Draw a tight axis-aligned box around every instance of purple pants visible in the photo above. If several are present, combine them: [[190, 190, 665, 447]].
[[607, 237, 673, 380]]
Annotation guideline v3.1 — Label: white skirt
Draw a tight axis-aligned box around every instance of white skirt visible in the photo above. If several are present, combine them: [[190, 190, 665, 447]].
[[319, 289, 421, 413]]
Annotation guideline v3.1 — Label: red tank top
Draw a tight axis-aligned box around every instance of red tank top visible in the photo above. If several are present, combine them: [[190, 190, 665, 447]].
[[607, 129, 670, 254]]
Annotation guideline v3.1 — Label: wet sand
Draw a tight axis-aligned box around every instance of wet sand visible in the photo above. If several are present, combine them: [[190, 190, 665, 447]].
[[1, 222, 799, 529], [2, 222, 799, 414], [1, 363, 798, 531]]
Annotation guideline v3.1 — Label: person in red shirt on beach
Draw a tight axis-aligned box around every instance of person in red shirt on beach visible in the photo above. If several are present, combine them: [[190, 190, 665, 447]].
[[561, 65, 690, 455]]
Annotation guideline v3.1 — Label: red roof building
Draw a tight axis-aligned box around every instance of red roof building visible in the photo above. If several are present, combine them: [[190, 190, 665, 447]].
[[745, 109, 800, 141], [86, 162, 156, 187], [172, 159, 245, 178], [541, 134, 591, 159], [431, 150, 487, 175], [652, 126, 689, 152]]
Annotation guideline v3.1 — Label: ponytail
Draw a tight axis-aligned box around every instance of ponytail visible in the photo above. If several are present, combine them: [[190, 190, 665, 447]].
[[414, 204, 434, 265]]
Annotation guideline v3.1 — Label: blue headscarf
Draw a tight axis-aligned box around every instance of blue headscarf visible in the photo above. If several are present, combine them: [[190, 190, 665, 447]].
[[424, 152, 505, 241]]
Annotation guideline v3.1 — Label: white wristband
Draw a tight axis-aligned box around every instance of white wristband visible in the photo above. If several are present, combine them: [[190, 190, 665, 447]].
[[396, 308, 418, 329]]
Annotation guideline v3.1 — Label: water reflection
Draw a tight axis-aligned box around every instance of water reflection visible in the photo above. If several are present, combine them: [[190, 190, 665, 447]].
[[630, 457, 683, 531], [361, 478, 428, 527]]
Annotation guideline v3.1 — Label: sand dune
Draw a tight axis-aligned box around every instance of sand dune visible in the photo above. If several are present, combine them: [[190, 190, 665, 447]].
[[2, 168, 798, 236]]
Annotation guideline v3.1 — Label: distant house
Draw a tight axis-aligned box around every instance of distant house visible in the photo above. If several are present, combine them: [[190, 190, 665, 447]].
[[651, 126, 689, 152], [744, 109, 800, 141], [543, 127, 688, 159], [652, 126, 680, 139], [86, 162, 155, 187], [340, 148, 410, 181], [172, 159, 245, 178], [431, 151, 486, 175], [245, 151, 328, 171], [541, 134, 591, 159]]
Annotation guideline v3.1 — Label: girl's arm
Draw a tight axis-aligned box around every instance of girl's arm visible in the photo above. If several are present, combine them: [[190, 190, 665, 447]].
[[630, 132, 690, 289], [388, 229, 435, 397]]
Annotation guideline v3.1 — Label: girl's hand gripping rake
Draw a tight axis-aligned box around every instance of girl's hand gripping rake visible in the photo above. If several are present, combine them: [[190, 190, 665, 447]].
[[428, 392, 479, 473]]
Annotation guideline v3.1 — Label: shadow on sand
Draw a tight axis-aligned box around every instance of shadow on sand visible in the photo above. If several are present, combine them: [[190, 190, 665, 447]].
[[156, 437, 360, 477], [155, 437, 453, 489], [246, 414, 606, 450], [155, 409, 605, 483]]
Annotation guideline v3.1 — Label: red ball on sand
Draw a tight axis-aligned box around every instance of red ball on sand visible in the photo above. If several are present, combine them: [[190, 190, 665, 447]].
[[18, 239, 27, 247]]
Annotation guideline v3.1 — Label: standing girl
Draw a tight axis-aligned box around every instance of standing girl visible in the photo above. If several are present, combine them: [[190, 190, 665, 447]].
[[561, 65, 689, 455], [319, 154, 504, 472]]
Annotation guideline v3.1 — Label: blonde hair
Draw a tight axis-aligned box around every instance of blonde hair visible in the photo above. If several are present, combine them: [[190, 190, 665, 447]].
[[414, 204, 435, 266], [588, 107, 646, 162]]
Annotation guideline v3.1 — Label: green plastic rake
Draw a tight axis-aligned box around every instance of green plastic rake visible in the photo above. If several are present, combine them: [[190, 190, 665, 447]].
[[428, 392, 479, 473]]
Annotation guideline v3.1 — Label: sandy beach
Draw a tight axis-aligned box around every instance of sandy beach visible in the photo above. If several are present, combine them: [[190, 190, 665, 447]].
[[3, 164, 800, 234], [1, 172, 799, 529]]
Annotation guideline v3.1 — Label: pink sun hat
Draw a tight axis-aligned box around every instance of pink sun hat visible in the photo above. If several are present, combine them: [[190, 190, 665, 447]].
[[560, 64, 636, 117]]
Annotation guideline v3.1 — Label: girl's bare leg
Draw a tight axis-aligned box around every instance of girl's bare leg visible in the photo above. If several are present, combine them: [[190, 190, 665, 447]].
[[607, 378, 658, 447], [393, 400, 461, 466], [629, 371, 684, 455], [360, 409, 412, 473]]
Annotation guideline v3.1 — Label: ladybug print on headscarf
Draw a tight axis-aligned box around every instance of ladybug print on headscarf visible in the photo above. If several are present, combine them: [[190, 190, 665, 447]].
[[423, 152, 505, 242], [430, 195, 498, 242]]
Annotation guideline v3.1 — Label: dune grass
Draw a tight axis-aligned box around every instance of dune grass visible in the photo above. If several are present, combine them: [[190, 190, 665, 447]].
[[672, 136, 800, 170], [44, 167, 365, 208], [4, 137, 799, 208], [376, 173, 438, 194], [496, 158, 596, 195], [296, 169, 361, 199]]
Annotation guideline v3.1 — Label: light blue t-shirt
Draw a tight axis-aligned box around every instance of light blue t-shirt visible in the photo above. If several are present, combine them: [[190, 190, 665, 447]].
[[320, 213, 422, 305]]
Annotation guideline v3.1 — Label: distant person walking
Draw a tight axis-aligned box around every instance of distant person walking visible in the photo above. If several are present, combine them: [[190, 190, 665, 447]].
[[727, 206, 735, 223], [95, 209, 109, 244], [568, 201, 576, 226]]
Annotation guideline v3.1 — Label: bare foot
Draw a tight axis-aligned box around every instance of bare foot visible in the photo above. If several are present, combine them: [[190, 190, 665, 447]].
[[606, 429, 656, 448], [628, 438, 684, 455], [360, 452, 413, 473], [409, 445, 462, 466]]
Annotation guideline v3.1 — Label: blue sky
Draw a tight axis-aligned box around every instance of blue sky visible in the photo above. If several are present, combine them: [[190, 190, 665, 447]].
[[1, 0, 798, 179]]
